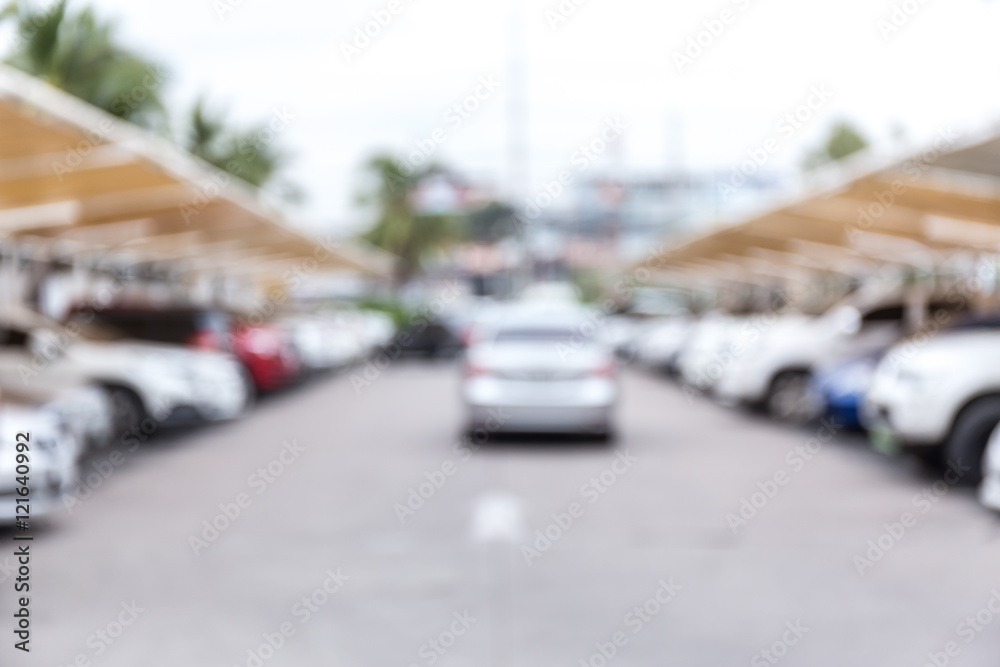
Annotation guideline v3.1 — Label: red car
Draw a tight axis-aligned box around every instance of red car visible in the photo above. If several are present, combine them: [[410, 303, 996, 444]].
[[72, 307, 301, 393], [229, 320, 302, 391]]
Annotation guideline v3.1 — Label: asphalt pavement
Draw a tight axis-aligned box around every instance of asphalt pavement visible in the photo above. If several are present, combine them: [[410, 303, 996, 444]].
[[3, 360, 1000, 666]]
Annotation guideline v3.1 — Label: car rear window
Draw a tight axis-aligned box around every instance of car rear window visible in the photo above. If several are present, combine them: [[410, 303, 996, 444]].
[[494, 327, 583, 342], [86, 310, 215, 345]]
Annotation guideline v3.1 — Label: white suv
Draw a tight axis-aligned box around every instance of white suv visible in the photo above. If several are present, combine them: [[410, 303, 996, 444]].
[[0, 308, 249, 442], [715, 294, 963, 422], [863, 328, 1000, 484]]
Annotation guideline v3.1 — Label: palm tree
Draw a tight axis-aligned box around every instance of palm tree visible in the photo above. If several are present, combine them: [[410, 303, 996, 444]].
[[1, 0, 168, 130], [182, 96, 297, 195], [358, 155, 459, 284]]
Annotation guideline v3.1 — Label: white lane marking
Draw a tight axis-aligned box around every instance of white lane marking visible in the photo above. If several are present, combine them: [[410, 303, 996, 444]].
[[471, 492, 527, 544]]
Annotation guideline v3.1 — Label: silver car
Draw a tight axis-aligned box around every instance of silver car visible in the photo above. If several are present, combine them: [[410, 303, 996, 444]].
[[462, 305, 618, 437]]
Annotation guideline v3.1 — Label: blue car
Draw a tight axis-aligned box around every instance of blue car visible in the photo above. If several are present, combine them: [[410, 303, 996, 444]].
[[811, 353, 882, 430]]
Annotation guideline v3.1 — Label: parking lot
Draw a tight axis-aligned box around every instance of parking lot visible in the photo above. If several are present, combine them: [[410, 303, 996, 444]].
[[4, 361, 1000, 667]]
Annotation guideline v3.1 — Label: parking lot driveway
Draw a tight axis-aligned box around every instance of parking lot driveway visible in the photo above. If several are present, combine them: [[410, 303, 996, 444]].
[[4, 361, 1000, 666]]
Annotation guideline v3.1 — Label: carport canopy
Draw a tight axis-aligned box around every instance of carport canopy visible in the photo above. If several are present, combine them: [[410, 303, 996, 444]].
[[638, 125, 1000, 284], [0, 64, 389, 279]]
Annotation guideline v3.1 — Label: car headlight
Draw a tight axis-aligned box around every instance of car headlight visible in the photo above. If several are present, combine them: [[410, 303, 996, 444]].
[[893, 364, 948, 395]]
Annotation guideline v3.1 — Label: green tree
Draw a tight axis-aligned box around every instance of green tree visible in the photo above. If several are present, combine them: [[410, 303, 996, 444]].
[[1, 0, 167, 130], [183, 96, 296, 194], [358, 155, 458, 284], [804, 121, 869, 170], [466, 201, 519, 243]]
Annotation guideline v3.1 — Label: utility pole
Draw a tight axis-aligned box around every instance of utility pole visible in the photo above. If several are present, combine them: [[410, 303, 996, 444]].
[[506, 0, 532, 292]]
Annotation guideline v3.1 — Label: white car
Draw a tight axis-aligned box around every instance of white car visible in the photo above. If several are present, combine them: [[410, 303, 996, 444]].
[[630, 316, 693, 373], [864, 327, 1000, 484], [0, 380, 113, 453], [0, 402, 79, 525], [980, 425, 1000, 510], [0, 307, 249, 439], [462, 305, 618, 437], [676, 312, 747, 392], [278, 315, 359, 373], [714, 297, 954, 421]]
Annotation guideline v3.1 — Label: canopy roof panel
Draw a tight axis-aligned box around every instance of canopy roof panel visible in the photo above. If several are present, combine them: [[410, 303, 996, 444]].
[[0, 64, 388, 279], [640, 128, 1000, 282]]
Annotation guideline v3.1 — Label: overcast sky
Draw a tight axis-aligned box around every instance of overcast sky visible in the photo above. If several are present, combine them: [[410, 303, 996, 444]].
[[46, 0, 1000, 232]]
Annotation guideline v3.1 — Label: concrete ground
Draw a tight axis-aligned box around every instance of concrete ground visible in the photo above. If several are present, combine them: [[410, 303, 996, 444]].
[[3, 361, 1000, 666]]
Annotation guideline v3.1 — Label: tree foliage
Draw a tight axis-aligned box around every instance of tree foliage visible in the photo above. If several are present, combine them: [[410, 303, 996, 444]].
[[1, 1, 297, 193], [804, 121, 869, 170], [1, 0, 167, 130], [183, 97, 295, 193], [358, 156, 459, 283]]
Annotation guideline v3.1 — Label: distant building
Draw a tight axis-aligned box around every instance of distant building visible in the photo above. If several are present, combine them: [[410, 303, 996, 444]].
[[530, 171, 788, 266]]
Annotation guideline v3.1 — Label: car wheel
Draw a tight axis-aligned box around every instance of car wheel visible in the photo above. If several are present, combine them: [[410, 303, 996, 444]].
[[593, 426, 615, 443], [766, 371, 817, 424], [107, 387, 147, 439], [906, 444, 943, 469], [944, 396, 1000, 485]]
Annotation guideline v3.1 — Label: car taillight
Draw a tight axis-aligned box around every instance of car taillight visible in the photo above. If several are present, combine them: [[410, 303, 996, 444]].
[[591, 360, 616, 377], [465, 361, 492, 378], [187, 330, 223, 351], [461, 325, 484, 347], [242, 328, 283, 356]]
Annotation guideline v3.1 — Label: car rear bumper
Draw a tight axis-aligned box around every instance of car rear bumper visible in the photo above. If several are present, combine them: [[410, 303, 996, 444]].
[[464, 377, 617, 433], [469, 404, 613, 433]]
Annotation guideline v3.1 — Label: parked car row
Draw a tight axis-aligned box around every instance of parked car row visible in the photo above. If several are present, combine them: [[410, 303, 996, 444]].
[[619, 287, 1000, 512], [0, 303, 395, 526]]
